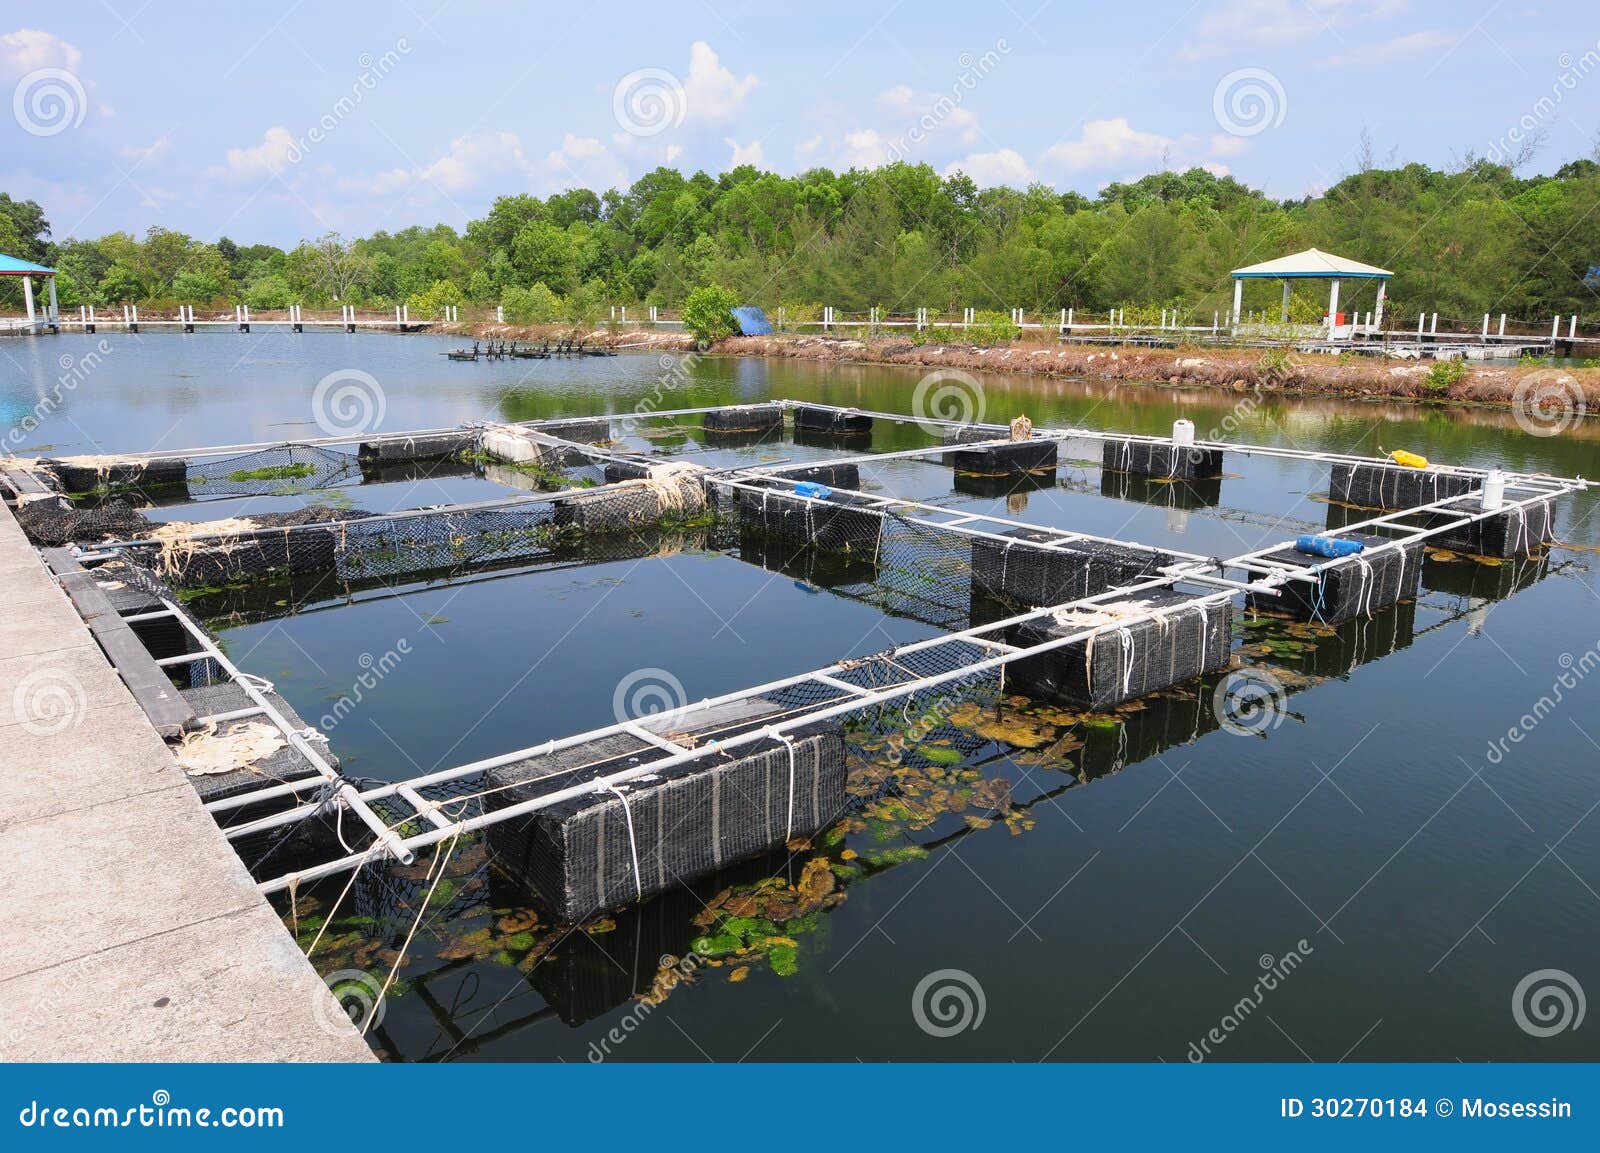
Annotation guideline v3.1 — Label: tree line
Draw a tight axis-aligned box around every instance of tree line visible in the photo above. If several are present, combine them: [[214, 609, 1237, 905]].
[[3, 153, 1599, 326]]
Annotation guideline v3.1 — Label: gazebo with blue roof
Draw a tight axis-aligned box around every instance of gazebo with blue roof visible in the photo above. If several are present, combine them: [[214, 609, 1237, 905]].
[[1, 252, 58, 333], [1231, 247, 1392, 340]]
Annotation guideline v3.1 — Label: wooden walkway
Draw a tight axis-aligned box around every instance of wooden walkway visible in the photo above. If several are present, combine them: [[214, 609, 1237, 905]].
[[0, 501, 373, 1062]]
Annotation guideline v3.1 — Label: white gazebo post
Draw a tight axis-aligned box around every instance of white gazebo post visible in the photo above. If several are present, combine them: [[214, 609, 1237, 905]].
[[1231, 278, 1243, 332], [1374, 279, 1386, 330], [1280, 279, 1291, 323], [21, 275, 35, 328], [1327, 278, 1340, 340], [47, 275, 58, 324]]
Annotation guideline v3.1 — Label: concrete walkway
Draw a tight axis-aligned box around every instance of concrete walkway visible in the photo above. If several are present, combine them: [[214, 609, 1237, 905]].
[[0, 501, 373, 1061]]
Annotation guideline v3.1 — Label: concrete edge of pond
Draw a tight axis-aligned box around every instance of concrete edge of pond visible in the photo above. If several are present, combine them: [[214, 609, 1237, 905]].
[[0, 500, 374, 1062]]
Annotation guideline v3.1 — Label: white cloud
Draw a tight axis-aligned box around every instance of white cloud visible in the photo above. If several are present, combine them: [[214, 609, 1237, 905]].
[[119, 135, 171, 164], [0, 28, 82, 77], [1042, 118, 1173, 172], [1327, 28, 1456, 66], [544, 132, 627, 189], [945, 148, 1032, 186], [1201, 161, 1232, 178], [878, 83, 981, 146], [1182, 1, 1399, 59], [683, 41, 756, 121], [1209, 133, 1249, 157], [419, 130, 528, 192], [726, 137, 765, 167], [796, 128, 893, 171], [220, 126, 298, 181]]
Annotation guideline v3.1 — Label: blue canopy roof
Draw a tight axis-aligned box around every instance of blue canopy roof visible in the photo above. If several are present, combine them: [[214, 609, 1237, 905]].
[[0, 253, 56, 276]]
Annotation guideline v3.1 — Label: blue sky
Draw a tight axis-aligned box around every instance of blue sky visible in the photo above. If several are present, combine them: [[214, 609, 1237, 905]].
[[3, 1, 1598, 246]]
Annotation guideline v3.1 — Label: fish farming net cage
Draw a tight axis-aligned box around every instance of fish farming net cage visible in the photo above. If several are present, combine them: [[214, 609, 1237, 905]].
[[703, 478, 979, 630], [32, 426, 620, 514], [305, 639, 1009, 923], [104, 484, 708, 591]]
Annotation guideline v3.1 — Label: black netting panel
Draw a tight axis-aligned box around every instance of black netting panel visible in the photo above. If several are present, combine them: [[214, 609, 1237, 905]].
[[13, 496, 151, 546], [1102, 438, 1224, 480], [186, 444, 360, 496], [1249, 535, 1423, 624], [1330, 462, 1476, 510]]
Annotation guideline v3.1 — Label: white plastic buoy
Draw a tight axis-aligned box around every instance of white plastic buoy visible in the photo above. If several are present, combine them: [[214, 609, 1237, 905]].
[[1172, 419, 1195, 447], [1481, 469, 1506, 512]]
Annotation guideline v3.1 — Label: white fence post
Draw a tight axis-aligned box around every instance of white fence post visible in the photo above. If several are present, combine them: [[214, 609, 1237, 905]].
[[1498, 313, 1506, 337], [1552, 315, 1561, 340], [1430, 313, 1438, 335], [1570, 315, 1578, 339]]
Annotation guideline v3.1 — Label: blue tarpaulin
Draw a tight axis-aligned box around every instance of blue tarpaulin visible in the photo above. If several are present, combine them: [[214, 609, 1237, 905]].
[[730, 305, 773, 336]]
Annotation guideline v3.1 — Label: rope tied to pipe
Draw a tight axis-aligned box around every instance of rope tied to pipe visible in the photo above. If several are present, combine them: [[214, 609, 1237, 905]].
[[594, 779, 643, 900], [770, 728, 798, 842]]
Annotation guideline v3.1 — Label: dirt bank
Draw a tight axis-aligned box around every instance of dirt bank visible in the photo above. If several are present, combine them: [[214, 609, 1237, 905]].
[[465, 324, 1598, 416], [718, 334, 1600, 411]]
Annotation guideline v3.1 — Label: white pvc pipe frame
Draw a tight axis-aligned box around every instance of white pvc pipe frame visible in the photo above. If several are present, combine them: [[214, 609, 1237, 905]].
[[227, 476, 1572, 894], [155, 595, 414, 866], [47, 399, 1593, 492], [68, 401, 1581, 888]]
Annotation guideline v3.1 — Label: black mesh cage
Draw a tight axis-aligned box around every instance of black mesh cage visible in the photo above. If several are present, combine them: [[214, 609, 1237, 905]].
[[951, 440, 1059, 477], [971, 529, 1176, 608], [1329, 461, 1476, 510], [1007, 589, 1233, 710], [1102, 438, 1224, 480], [1249, 535, 1423, 624], [1427, 497, 1554, 559], [480, 694, 848, 924]]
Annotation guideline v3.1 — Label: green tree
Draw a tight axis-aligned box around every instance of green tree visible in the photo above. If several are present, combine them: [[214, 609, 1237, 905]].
[[682, 283, 739, 344]]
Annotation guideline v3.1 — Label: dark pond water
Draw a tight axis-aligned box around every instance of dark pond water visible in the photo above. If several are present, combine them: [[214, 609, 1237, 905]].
[[6, 330, 1599, 1061]]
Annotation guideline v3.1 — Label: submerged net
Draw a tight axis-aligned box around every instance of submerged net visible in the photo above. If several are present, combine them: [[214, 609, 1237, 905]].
[[185, 443, 361, 496]]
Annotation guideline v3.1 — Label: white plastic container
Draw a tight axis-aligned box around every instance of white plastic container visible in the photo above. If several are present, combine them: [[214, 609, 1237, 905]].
[[1480, 468, 1506, 512], [1172, 419, 1195, 447]]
